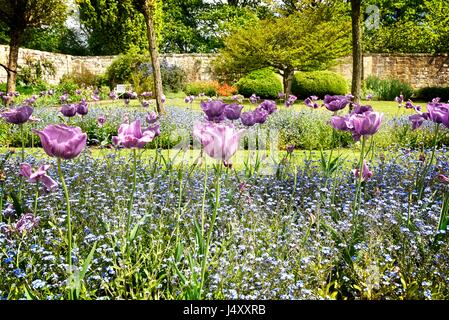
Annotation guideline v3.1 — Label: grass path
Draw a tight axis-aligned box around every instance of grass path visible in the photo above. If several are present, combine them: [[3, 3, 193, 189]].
[[1, 147, 363, 171]]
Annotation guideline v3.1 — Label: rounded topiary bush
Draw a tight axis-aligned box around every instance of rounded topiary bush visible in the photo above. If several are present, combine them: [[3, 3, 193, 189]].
[[416, 86, 449, 102], [236, 68, 283, 99], [291, 71, 348, 99]]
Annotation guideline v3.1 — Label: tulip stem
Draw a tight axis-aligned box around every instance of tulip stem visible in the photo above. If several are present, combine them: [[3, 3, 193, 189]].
[[418, 123, 440, 200], [33, 185, 39, 216], [126, 149, 137, 247], [199, 162, 221, 299], [354, 136, 367, 213], [20, 124, 25, 162], [57, 158, 73, 300]]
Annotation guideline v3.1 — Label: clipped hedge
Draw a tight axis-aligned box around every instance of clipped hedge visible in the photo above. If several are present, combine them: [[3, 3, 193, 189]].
[[291, 71, 348, 99], [236, 68, 283, 99], [415, 86, 449, 102]]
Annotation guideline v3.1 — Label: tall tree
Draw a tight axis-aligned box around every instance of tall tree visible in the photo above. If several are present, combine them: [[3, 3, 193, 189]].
[[133, 0, 165, 114], [214, 7, 351, 96], [364, 0, 449, 54], [0, 0, 67, 92], [351, 0, 362, 104], [77, 0, 149, 55]]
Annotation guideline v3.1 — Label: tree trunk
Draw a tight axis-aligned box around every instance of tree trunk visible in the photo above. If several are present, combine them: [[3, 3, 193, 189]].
[[351, 0, 362, 104], [142, 3, 165, 115], [7, 29, 21, 94], [283, 68, 295, 97]]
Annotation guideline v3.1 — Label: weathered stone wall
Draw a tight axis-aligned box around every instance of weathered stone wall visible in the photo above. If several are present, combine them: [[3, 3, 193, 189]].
[[0, 44, 448, 89], [331, 53, 449, 89], [0, 45, 215, 85]]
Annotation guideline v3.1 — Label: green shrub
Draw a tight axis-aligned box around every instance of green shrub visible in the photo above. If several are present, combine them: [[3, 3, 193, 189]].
[[60, 67, 102, 88], [365, 76, 414, 101], [56, 79, 78, 95], [0, 83, 36, 96], [106, 51, 187, 93], [236, 68, 283, 99], [415, 86, 449, 102], [291, 71, 348, 98], [17, 55, 56, 87], [185, 81, 220, 96]]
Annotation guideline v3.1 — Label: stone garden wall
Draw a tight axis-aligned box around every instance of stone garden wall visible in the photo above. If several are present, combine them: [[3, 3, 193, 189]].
[[331, 53, 449, 89], [0, 45, 215, 85], [0, 44, 448, 89]]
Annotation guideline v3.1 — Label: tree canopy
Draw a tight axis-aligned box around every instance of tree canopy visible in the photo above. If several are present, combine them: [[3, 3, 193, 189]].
[[0, 0, 68, 91], [364, 0, 449, 53], [214, 5, 351, 94]]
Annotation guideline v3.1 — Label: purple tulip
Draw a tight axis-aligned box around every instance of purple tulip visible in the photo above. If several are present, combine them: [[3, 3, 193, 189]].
[[47, 89, 54, 96], [1, 106, 33, 124], [323, 95, 349, 112], [258, 100, 277, 114], [127, 91, 138, 99], [224, 104, 243, 120], [285, 95, 297, 108], [97, 115, 106, 127], [304, 96, 320, 109], [75, 89, 82, 95], [353, 160, 373, 182], [141, 92, 153, 98], [33, 125, 87, 160], [331, 115, 352, 131], [109, 91, 117, 100], [350, 111, 383, 141], [352, 104, 373, 115], [92, 93, 100, 101], [141, 100, 150, 108], [253, 107, 269, 124], [427, 102, 449, 128], [14, 213, 40, 235], [60, 104, 77, 117], [286, 144, 295, 154], [278, 92, 286, 99], [395, 95, 404, 105], [366, 94, 373, 101], [405, 100, 414, 109], [240, 111, 256, 127], [409, 113, 428, 130], [231, 95, 242, 101], [148, 123, 161, 137], [60, 93, 69, 103], [77, 99, 88, 116], [2, 95, 11, 104], [161, 94, 166, 103], [124, 99, 130, 106], [112, 120, 156, 149], [201, 100, 227, 122], [193, 122, 245, 162], [250, 94, 260, 104], [19, 163, 58, 191], [146, 111, 158, 124], [24, 95, 37, 106], [184, 95, 194, 104]]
